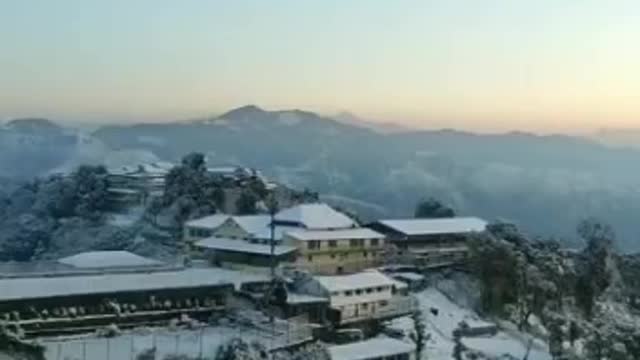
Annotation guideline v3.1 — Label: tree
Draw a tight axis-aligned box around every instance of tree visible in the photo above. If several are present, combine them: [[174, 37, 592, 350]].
[[214, 338, 267, 360], [414, 198, 455, 218], [409, 310, 428, 359], [236, 191, 258, 215]]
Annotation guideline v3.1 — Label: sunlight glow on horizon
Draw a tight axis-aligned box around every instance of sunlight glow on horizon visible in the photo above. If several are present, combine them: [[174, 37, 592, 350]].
[[1, 0, 639, 134]]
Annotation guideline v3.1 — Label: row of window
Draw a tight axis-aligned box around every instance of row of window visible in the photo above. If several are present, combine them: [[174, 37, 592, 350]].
[[306, 251, 378, 262], [332, 286, 389, 297], [307, 238, 381, 250], [188, 228, 213, 238]]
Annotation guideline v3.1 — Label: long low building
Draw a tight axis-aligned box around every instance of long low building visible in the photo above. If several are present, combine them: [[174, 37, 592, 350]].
[[0, 252, 269, 337], [369, 217, 488, 267]]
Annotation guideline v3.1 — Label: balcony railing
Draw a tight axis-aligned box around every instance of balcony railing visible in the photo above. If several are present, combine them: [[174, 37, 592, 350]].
[[339, 295, 418, 324]]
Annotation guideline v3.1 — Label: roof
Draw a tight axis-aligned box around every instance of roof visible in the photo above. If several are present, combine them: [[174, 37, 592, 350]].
[[286, 228, 384, 241], [185, 214, 231, 229], [0, 268, 268, 302], [195, 237, 297, 256], [392, 272, 425, 282], [329, 337, 415, 360], [376, 217, 487, 236], [57, 251, 162, 269], [275, 203, 356, 229], [315, 270, 396, 292], [286, 293, 329, 305]]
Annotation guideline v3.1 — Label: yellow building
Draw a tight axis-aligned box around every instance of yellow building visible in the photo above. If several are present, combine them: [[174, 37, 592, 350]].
[[284, 228, 386, 275]]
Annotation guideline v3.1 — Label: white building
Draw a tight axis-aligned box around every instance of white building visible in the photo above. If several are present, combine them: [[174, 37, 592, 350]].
[[329, 337, 416, 360], [297, 270, 416, 325]]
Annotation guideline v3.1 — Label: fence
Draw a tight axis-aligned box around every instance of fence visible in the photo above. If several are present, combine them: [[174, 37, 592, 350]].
[[44, 320, 313, 360]]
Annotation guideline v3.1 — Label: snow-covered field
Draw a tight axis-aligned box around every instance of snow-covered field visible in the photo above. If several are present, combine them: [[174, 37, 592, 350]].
[[387, 288, 552, 360]]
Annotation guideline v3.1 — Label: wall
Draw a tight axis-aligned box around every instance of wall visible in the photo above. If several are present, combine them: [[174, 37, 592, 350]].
[[285, 236, 385, 275]]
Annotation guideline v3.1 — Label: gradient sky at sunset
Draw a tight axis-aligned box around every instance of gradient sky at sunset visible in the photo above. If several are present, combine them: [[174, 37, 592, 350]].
[[1, 0, 639, 133]]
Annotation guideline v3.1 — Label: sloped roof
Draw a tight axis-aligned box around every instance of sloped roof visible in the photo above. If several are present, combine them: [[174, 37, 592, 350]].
[[185, 214, 231, 229], [0, 268, 268, 302], [286, 228, 384, 241], [377, 217, 487, 236], [329, 337, 415, 360], [58, 251, 162, 269], [315, 270, 396, 292], [275, 203, 356, 229], [195, 237, 297, 256]]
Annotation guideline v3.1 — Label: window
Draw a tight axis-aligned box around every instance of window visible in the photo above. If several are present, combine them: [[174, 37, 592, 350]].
[[363, 251, 368, 258], [307, 255, 313, 262], [328, 240, 337, 248], [370, 238, 379, 247], [350, 239, 364, 247], [361, 303, 368, 309], [355, 289, 363, 295], [330, 253, 336, 259], [345, 291, 353, 296], [379, 300, 389, 307], [376, 286, 385, 292], [366, 288, 373, 294], [307, 241, 320, 250]]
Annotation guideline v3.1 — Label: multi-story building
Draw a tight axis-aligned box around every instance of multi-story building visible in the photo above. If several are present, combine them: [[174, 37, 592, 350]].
[[296, 270, 416, 326], [283, 228, 385, 275], [369, 217, 488, 267], [189, 203, 385, 274], [106, 162, 174, 208]]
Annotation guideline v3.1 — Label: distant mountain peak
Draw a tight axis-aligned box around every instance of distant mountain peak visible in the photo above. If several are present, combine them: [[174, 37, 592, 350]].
[[219, 105, 267, 120], [4, 118, 63, 133]]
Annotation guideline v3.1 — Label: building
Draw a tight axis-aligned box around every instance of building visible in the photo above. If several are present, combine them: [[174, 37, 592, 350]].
[[297, 270, 416, 326], [328, 337, 416, 360], [195, 237, 298, 273], [284, 228, 386, 275], [106, 162, 174, 208], [188, 203, 384, 274], [185, 203, 358, 245], [0, 251, 269, 337], [369, 217, 487, 267]]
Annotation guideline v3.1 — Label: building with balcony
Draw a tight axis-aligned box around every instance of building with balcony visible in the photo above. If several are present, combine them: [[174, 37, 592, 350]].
[[369, 217, 487, 267], [296, 270, 416, 326]]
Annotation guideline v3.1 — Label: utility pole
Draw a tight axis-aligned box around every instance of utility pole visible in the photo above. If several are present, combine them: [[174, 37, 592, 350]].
[[268, 192, 278, 279]]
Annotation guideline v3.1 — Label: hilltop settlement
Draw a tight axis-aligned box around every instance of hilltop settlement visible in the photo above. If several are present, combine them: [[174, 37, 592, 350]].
[[1, 154, 640, 360]]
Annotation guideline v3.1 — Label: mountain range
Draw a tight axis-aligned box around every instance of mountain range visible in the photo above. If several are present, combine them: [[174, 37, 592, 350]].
[[4, 106, 640, 251]]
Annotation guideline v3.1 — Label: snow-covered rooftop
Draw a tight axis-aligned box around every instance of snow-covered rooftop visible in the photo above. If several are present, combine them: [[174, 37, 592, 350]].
[[286, 293, 329, 305], [315, 270, 396, 292], [275, 203, 356, 229], [185, 214, 231, 229], [328, 337, 415, 360], [57, 251, 162, 269], [0, 268, 269, 302], [392, 272, 425, 282], [286, 228, 384, 241], [377, 217, 487, 236], [108, 162, 174, 176], [195, 237, 297, 256]]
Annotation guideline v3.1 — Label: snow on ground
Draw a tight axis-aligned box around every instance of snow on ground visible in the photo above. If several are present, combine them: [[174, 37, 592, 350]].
[[43, 320, 311, 360], [387, 288, 552, 360], [0, 352, 15, 360]]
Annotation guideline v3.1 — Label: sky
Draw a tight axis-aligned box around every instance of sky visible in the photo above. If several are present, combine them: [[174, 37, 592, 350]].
[[0, 0, 639, 133]]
